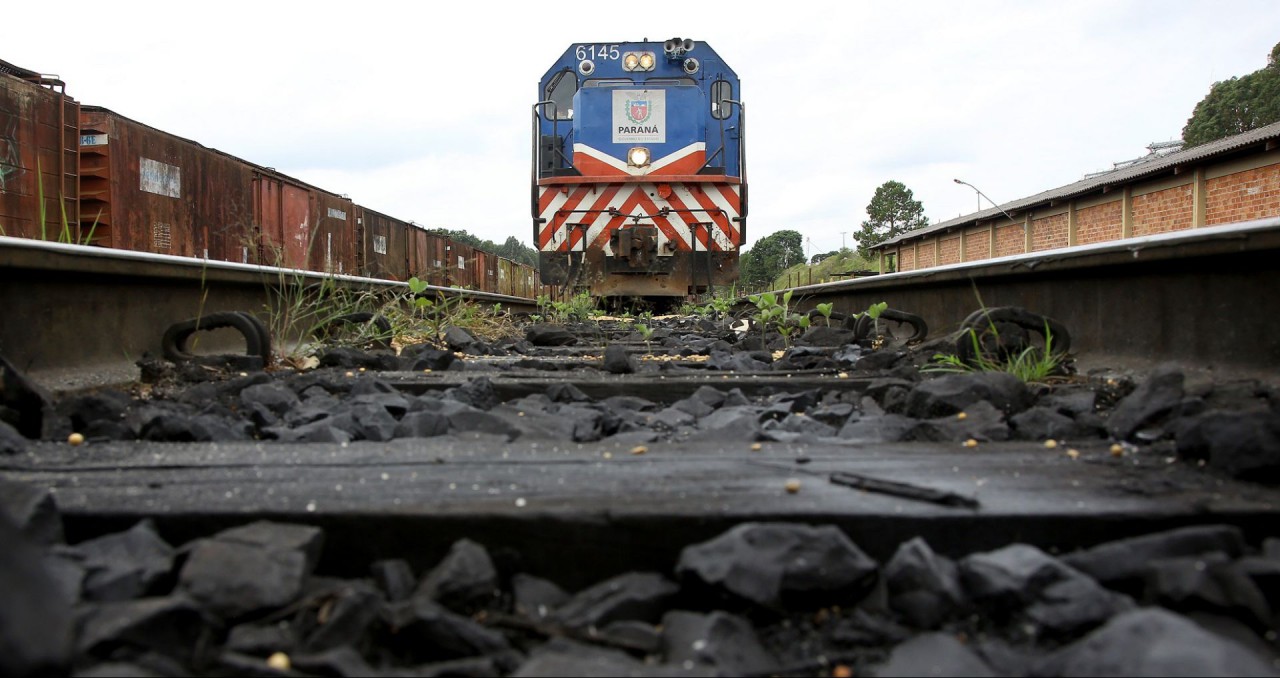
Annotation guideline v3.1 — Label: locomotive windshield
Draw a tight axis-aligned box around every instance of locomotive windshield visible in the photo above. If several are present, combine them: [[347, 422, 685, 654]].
[[544, 70, 575, 120]]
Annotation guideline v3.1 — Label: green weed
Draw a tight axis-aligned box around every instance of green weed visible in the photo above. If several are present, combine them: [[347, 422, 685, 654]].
[[924, 321, 1066, 383], [34, 158, 98, 245]]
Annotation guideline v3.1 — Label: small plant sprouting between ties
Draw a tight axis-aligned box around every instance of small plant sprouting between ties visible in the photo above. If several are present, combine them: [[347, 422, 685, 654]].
[[635, 322, 655, 355], [747, 289, 812, 347], [538, 290, 601, 324], [815, 302, 834, 327], [923, 320, 1067, 383]]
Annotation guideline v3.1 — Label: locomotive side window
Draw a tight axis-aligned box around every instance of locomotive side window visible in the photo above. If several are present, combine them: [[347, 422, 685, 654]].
[[711, 80, 733, 120], [545, 70, 576, 120]]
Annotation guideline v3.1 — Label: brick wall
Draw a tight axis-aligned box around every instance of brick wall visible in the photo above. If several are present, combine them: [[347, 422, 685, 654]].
[[875, 152, 1280, 272], [1206, 164, 1280, 225], [938, 235, 961, 265], [899, 245, 916, 271], [963, 226, 991, 261], [1076, 201, 1122, 245], [918, 241, 936, 268], [1132, 185, 1192, 236], [995, 223, 1025, 257], [1031, 213, 1068, 251]]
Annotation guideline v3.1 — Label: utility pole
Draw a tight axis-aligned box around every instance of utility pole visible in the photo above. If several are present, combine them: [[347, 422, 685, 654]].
[[839, 231, 847, 251]]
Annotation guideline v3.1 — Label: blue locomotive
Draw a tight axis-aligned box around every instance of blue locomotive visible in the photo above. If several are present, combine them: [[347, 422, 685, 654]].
[[532, 38, 745, 301]]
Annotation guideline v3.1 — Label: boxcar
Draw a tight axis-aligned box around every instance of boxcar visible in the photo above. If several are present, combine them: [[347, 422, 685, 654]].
[[355, 205, 410, 280], [80, 106, 254, 260], [0, 59, 79, 241], [79, 106, 355, 271]]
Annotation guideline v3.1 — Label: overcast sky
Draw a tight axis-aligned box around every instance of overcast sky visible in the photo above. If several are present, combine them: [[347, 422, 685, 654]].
[[8, 1, 1278, 258]]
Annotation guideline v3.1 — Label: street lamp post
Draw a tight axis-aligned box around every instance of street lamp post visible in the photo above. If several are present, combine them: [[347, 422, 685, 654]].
[[953, 179, 1019, 224]]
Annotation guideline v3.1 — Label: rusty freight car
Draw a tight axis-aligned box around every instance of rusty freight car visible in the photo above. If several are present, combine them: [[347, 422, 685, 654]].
[[0, 59, 78, 241], [356, 205, 412, 281], [409, 228, 449, 286], [79, 106, 253, 259], [4, 59, 543, 302], [78, 106, 355, 272]]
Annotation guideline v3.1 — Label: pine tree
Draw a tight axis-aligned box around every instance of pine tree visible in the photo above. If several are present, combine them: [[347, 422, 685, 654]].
[[854, 180, 929, 257]]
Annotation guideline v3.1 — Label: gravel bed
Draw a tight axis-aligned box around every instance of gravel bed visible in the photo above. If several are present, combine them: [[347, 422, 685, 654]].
[[2, 310, 1279, 676]]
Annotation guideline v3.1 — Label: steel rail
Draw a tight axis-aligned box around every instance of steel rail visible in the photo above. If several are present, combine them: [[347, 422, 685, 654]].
[[0, 237, 539, 389], [757, 217, 1280, 373]]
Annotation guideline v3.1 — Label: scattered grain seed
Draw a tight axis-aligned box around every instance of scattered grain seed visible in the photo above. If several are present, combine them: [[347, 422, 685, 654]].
[[838, 372, 849, 378], [67, 432, 84, 446], [1067, 449, 1081, 460], [266, 652, 290, 671], [344, 371, 355, 378], [602, 452, 613, 459], [956, 412, 968, 420], [630, 445, 648, 455], [784, 479, 802, 493], [963, 439, 979, 448], [1044, 439, 1058, 449], [1110, 443, 1125, 457], [833, 665, 853, 678], [750, 442, 763, 452]]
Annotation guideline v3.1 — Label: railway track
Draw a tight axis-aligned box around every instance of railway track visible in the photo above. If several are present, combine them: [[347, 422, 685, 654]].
[[774, 216, 1280, 376], [0, 236, 539, 390], [3, 221, 1280, 676]]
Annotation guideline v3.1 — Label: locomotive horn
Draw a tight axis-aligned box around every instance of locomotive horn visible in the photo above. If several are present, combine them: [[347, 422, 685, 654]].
[[681, 38, 694, 53], [664, 39, 679, 56]]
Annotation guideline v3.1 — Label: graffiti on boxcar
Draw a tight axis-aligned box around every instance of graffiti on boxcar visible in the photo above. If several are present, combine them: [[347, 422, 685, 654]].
[[0, 117, 23, 193]]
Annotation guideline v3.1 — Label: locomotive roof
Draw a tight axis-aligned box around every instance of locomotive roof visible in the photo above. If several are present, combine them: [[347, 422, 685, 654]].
[[540, 39, 739, 83]]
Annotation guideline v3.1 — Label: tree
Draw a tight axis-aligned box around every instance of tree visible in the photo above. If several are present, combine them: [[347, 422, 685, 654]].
[[740, 229, 803, 287], [811, 250, 839, 265], [854, 180, 928, 257], [497, 235, 537, 267], [1183, 41, 1280, 147]]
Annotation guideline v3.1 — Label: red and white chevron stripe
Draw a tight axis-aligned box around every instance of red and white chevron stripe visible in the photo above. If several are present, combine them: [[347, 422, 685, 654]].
[[537, 182, 741, 254], [572, 142, 707, 177]]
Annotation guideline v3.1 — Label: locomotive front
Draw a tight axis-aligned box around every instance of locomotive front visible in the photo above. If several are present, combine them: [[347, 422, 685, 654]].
[[532, 38, 745, 301]]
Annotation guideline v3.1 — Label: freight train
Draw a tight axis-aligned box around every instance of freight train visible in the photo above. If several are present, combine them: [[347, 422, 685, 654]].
[[533, 38, 745, 302], [0, 57, 555, 299]]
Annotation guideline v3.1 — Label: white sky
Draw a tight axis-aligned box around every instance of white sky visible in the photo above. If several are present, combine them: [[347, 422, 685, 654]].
[[7, 1, 1278, 257]]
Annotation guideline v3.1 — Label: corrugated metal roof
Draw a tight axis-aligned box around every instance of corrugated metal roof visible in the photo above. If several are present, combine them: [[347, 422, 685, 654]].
[[0, 58, 40, 80], [877, 120, 1280, 248]]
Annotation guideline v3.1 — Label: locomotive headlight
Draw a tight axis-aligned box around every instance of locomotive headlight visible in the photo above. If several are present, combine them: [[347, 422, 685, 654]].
[[578, 59, 595, 76], [683, 57, 700, 74], [622, 52, 656, 72], [628, 146, 651, 167]]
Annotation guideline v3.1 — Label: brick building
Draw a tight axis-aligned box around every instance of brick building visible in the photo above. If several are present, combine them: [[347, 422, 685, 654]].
[[872, 121, 1280, 272]]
